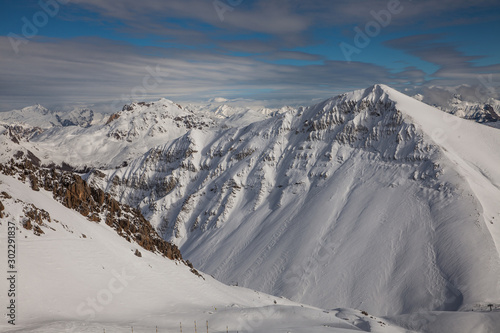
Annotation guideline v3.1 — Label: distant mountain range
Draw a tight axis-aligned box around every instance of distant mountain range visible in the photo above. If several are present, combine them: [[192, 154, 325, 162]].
[[412, 86, 500, 126]]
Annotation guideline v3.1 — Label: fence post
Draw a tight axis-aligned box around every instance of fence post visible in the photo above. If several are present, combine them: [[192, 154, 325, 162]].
[[194, 320, 197, 333], [180, 322, 183, 333], [206, 320, 208, 333]]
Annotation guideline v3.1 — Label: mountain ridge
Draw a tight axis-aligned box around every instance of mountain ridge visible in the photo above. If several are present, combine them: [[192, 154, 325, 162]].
[[1, 84, 499, 318], [85, 84, 500, 315]]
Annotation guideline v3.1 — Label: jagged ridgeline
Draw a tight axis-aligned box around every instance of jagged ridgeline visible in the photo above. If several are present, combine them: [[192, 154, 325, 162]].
[[2, 84, 499, 317], [89, 85, 500, 316], [93, 85, 442, 238], [0, 154, 203, 277]]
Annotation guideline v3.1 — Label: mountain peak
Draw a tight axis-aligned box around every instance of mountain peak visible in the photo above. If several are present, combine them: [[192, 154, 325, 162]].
[[23, 104, 51, 114], [340, 84, 398, 103], [87, 82, 500, 317], [3, 83, 500, 324]]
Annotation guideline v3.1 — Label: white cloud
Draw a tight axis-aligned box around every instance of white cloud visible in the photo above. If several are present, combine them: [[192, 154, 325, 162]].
[[0, 36, 398, 112], [210, 97, 229, 103]]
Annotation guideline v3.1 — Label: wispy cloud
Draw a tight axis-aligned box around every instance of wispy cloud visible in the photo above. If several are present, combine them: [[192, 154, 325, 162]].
[[1, 0, 499, 111], [72, 0, 310, 36], [70, 0, 500, 34], [0, 36, 397, 111], [317, 0, 500, 25], [385, 34, 500, 89]]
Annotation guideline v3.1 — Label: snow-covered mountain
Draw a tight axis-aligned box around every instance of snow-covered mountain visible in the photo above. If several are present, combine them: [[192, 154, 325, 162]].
[[0, 99, 280, 170], [0, 105, 107, 129], [0, 104, 59, 128], [88, 84, 500, 318], [2, 151, 499, 333], [187, 101, 291, 127], [57, 107, 107, 128], [412, 88, 500, 125], [2, 84, 500, 332], [0, 154, 423, 333]]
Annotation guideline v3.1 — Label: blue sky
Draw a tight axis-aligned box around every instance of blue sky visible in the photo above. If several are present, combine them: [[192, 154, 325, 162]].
[[0, 0, 499, 111]]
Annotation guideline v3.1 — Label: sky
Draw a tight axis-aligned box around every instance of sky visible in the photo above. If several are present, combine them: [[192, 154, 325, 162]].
[[0, 0, 499, 112]]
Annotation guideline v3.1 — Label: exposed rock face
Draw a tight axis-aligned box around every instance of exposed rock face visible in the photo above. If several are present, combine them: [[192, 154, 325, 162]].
[[0, 192, 11, 219], [89, 85, 500, 313], [29, 174, 40, 191], [106, 113, 121, 124], [0, 156, 184, 263], [2, 124, 45, 144], [96, 89, 442, 241], [484, 104, 500, 122], [22, 203, 51, 236]]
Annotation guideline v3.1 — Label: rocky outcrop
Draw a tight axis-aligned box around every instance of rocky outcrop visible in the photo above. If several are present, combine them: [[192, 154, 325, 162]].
[[0, 155, 186, 264], [22, 203, 51, 236], [484, 104, 500, 122], [106, 113, 121, 124], [2, 124, 45, 144]]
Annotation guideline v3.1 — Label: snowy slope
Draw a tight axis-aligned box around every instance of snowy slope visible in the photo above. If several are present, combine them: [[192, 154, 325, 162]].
[[91, 85, 500, 318], [57, 107, 107, 128], [0, 105, 60, 129], [0, 105, 106, 129], [413, 92, 500, 124], [187, 102, 291, 128], [0, 173, 416, 333]]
